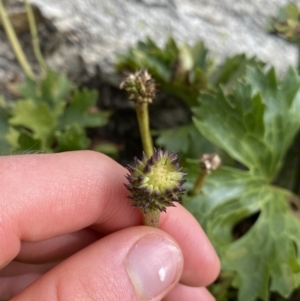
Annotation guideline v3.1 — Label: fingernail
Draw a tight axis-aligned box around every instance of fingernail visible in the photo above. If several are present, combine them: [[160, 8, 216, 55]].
[[126, 235, 182, 299]]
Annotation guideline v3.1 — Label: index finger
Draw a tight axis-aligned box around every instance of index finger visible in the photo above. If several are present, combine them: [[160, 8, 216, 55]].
[[0, 151, 220, 286]]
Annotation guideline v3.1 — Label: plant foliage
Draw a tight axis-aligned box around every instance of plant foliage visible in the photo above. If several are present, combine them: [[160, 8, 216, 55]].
[[266, 3, 300, 44], [0, 71, 110, 154], [116, 36, 212, 106], [116, 36, 263, 106], [116, 36, 300, 300], [187, 66, 300, 301]]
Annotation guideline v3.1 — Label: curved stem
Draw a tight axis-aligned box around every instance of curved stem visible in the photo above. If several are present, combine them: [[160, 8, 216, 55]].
[[0, 0, 34, 79], [25, 0, 47, 74], [189, 170, 207, 196]]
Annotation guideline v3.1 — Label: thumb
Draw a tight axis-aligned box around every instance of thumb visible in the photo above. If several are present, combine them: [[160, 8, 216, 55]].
[[11, 227, 183, 301]]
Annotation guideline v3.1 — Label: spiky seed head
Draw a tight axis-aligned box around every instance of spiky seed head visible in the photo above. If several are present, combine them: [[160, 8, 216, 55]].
[[120, 70, 156, 104], [125, 148, 186, 213]]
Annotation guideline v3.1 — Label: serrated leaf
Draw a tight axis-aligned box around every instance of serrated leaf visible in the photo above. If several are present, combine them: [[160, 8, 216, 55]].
[[55, 124, 90, 152], [247, 67, 300, 174], [193, 83, 268, 176], [210, 54, 264, 92], [41, 71, 71, 106], [9, 99, 56, 149], [58, 88, 109, 130], [223, 190, 300, 301], [19, 71, 71, 109], [5, 70, 106, 154], [185, 168, 300, 301], [185, 167, 262, 231], [193, 66, 300, 180], [188, 65, 300, 301]]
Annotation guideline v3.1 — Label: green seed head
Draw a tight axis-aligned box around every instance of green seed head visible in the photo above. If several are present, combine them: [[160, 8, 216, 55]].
[[125, 148, 186, 213], [120, 70, 156, 104]]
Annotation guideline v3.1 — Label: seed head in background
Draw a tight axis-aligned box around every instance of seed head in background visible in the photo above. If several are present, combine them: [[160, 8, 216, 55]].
[[120, 70, 156, 104], [200, 153, 222, 174], [189, 153, 222, 196]]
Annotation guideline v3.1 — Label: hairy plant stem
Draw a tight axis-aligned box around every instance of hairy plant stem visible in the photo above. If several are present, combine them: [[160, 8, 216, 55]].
[[142, 209, 160, 228], [0, 0, 34, 79], [189, 153, 221, 196], [25, 0, 47, 74]]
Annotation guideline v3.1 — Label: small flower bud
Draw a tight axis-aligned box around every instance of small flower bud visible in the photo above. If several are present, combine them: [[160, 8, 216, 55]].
[[125, 148, 186, 213], [200, 153, 221, 174]]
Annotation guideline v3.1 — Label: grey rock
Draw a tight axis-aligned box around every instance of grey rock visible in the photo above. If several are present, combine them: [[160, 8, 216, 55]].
[[1, 0, 300, 88]]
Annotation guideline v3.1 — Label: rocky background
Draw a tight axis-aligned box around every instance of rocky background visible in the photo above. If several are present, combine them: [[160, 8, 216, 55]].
[[1, 0, 300, 85], [1, 0, 300, 162]]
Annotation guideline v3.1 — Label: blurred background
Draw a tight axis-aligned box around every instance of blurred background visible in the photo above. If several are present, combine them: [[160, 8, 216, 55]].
[[2, 2, 300, 301], [0, 0, 299, 164]]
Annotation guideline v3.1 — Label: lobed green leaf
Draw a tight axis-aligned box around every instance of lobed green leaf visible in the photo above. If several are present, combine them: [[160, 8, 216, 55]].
[[193, 66, 300, 180], [55, 124, 91, 152], [58, 88, 110, 130], [9, 99, 56, 149], [185, 168, 300, 301]]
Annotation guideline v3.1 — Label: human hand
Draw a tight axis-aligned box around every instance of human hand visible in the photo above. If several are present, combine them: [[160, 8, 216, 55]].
[[0, 151, 220, 300]]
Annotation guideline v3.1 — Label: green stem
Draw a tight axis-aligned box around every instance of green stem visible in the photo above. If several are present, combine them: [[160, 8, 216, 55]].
[[0, 0, 34, 79], [25, 0, 47, 74], [189, 170, 207, 196], [143, 209, 160, 228], [135, 102, 157, 227], [122, 71, 157, 227], [135, 102, 153, 158]]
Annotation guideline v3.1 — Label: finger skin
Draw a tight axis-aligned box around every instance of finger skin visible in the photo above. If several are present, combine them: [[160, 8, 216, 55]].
[[163, 284, 215, 301], [10, 227, 184, 301], [0, 273, 41, 300], [0, 261, 56, 277], [160, 206, 220, 286], [0, 151, 220, 287], [16, 229, 101, 264], [0, 151, 135, 269]]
